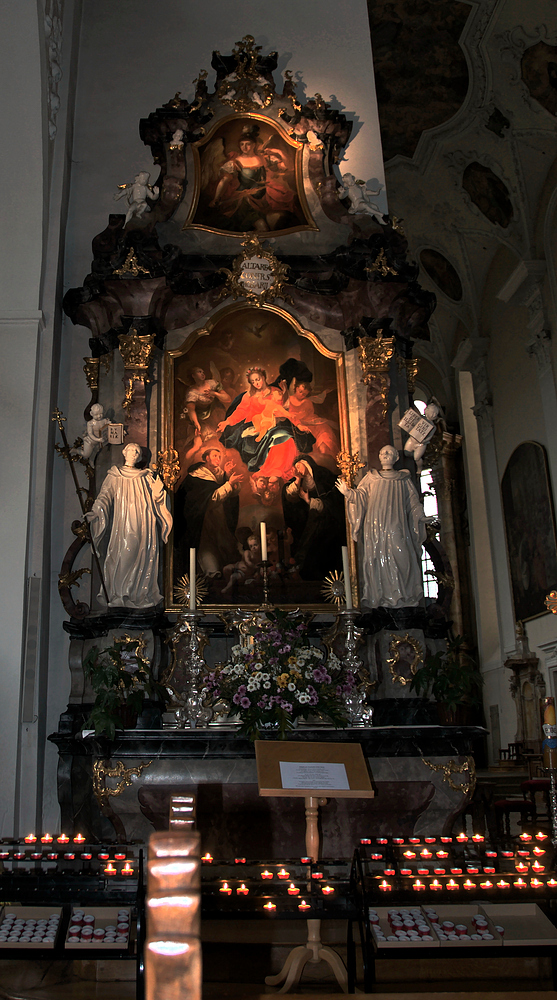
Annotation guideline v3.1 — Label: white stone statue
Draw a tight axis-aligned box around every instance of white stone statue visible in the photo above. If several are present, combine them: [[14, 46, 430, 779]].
[[74, 402, 110, 461], [403, 400, 442, 473], [169, 128, 184, 149], [337, 172, 385, 223], [85, 442, 172, 608], [336, 444, 431, 608], [113, 171, 160, 225]]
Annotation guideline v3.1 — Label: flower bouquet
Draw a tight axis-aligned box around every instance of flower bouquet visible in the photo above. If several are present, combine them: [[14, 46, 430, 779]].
[[83, 635, 168, 739], [203, 609, 356, 739]]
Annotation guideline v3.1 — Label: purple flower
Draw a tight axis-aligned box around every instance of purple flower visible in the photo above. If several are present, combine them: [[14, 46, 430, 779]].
[[233, 693, 241, 705], [309, 694, 318, 706], [281, 700, 293, 712], [240, 697, 251, 709], [313, 668, 327, 683], [279, 645, 291, 654], [257, 699, 268, 709], [238, 685, 246, 696]]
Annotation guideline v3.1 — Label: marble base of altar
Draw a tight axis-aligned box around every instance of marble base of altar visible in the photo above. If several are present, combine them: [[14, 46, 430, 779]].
[[49, 725, 486, 851]]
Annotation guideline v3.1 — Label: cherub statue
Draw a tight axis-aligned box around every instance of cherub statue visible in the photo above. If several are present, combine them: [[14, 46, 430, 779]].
[[113, 171, 160, 225], [73, 403, 110, 461], [169, 128, 184, 149], [338, 173, 385, 224], [403, 400, 443, 472]]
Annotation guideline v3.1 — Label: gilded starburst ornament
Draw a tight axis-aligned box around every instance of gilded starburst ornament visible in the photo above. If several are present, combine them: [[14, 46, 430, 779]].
[[321, 570, 347, 607], [174, 573, 209, 607], [546, 591, 557, 615]]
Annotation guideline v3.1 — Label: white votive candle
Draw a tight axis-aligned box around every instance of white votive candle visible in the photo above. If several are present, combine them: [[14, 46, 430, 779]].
[[260, 522, 267, 561], [189, 548, 196, 610], [341, 545, 353, 609]]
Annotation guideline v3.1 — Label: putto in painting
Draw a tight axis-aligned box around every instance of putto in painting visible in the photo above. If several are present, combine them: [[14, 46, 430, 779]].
[[184, 115, 316, 237]]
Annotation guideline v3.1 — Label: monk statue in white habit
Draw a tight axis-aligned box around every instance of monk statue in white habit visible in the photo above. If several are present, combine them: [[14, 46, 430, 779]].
[[86, 442, 172, 608], [336, 444, 431, 608]]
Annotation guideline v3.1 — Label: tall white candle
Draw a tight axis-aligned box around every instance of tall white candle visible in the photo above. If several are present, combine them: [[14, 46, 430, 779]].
[[341, 545, 353, 609], [260, 522, 268, 561], [189, 548, 196, 611]]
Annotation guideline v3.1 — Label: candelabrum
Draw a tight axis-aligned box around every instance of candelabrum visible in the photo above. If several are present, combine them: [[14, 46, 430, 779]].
[[168, 611, 211, 728], [331, 609, 374, 727]]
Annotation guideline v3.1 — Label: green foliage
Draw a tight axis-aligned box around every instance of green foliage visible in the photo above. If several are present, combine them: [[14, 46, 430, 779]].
[[410, 635, 483, 716], [83, 640, 168, 739]]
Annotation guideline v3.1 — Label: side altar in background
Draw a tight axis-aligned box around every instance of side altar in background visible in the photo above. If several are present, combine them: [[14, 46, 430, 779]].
[[50, 37, 482, 851]]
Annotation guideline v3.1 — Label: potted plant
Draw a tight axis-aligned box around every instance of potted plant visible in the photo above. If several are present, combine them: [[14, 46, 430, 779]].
[[202, 609, 357, 740], [410, 635, 483, 725], [83, 634, 168, 739]]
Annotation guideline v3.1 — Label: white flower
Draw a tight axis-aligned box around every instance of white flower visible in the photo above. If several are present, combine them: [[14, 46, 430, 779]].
[[287, 682, 296, 692], [231, 645, 242, 656], [261, 672, 270, 681], [298, 692, 310, 704], [263, 681, 271, 689], [254, 662, 263, 670], [247, 680, 260, 692]]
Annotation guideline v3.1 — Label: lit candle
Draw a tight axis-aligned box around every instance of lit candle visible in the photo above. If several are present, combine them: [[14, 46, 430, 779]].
[[532, 861, 545, 872], [73, 834, 86, 844], [104, 863, 117, 875], [403, 850, 416, 859], [379, 880, 392, 891], [57, 834, 69, 844], [298, 900, 311, 909], [121, 863, 134, 875], [519, 833, 532, 842], [341, 546, 352, 609], [420, 849, 433, 858], [263, 902, 276, 912], [189, 548, 196, 610], [533, 847, 546, 856], [41, 834, 53, 844], [412, 880, 425, 891], [429, 880, 442, 891], [547, 878, 557, 887], [201, 853, 213, 863], [463, 879, 476, 890], [436, 850, 449, 858], [447, 879, 459, 890], [236, 884, 249, 895], [321, 885, 335, 894], [456, 833, 468, 843], [24, 834, 36, 843], [277, 869, 289, 880], [536, 832, 548, 841], [513, 878, 527, 888], [515, 862, 528, 873], [497, 879, 510, 888], [261, 870, 273, 880], [260, 523, 267, 562], [480, 880, 493, 889], [530, 878, 544, 888], [219, 882, 232, 895], [472, 834, 484, 842], [287, 884, 300, 896]]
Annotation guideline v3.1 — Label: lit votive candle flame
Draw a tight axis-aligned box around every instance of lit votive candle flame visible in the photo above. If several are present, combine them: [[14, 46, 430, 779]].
[[532, 861, 545, 872], [420, 849, 433, 858], [530, 878, 544, 888], [536, 832, 548, 841], [547, 878, 557, 888], [104, 863, 117, 875], [41, 834, 53, 843], [456, 833, 468, 842], [24, 834, 36, 843], [514, 877, 527, 888], [436, 850, 449, 858], [519, 833, 532, 842], [73, 834, 86, 844], [236, 884, 249, 895], [322, 885, 335, 895], [463, 879, 476, 890], [219, 882, 232, 895], [412, 880, 425, 891], [264, 902, 276, 912], [121, 862, 134, 875], [430, 880, 442, 890], [277, 869, 289, 880], [533, 847, 546, 856], [57, 834, 70, 844], [201, 854, 213, 863], [261, 870, 273, 880], [447, 879, 459, 890], [298, 900, 311, 910], [472, 834, 484, 842], [515, 862, 528, 873], [287, 884, 300, 895], [403, 850, 416, 859], [379, 880, 392, 891], [497, 879, 510, 888], [480, 880, 493, 889]]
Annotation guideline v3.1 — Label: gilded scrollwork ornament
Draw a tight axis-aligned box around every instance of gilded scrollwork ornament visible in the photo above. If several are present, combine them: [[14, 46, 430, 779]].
[[118, 328, 156, 415], [112, 249, 151, 278], [336, 450, 365, 488], [386, 633, 424, 686], [421, 755, 476, 797], [92, 759, 152, 807], [215, 35, 275, 113], [219, 235, 291, 307], [156, 448, 181, 490]]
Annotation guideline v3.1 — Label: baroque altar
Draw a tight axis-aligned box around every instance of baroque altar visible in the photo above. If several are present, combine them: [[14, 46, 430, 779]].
[[50, 36, 479, 845]]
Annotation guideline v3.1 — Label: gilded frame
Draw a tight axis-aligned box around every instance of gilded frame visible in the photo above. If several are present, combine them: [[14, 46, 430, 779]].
[[161, 302, 355, 611], [182, 112, 318, 238]]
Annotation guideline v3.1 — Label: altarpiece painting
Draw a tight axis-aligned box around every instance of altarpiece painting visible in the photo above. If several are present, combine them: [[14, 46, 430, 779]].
[[163, 303, 350, 609]]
